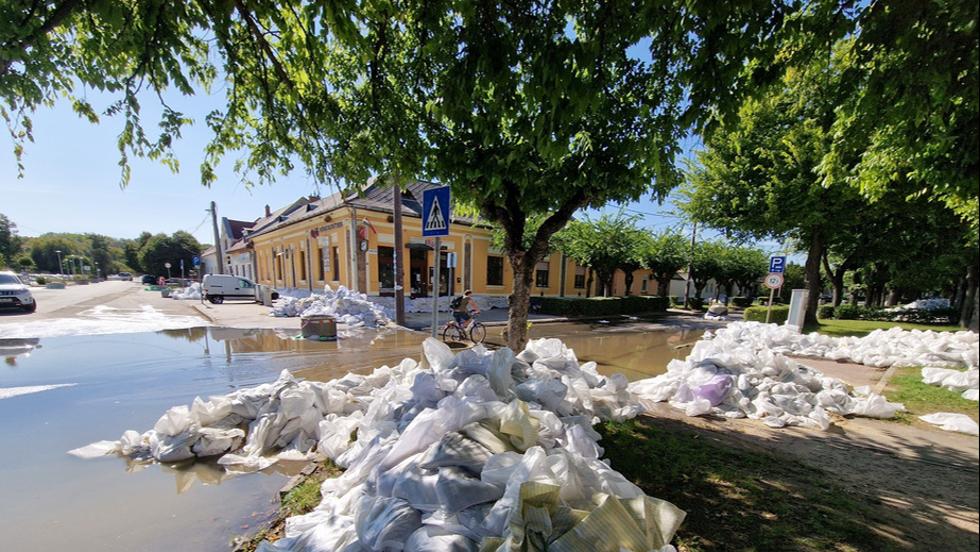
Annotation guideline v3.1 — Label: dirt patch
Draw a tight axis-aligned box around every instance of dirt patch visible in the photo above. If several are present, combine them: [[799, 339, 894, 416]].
[[616, 406, 978, 551]]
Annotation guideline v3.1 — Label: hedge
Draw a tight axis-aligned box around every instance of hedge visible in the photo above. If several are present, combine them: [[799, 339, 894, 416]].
[[530, 295, 669, 317], [743, 305, 790, 324], [831, 304, 957, 325], [730, 296, 752, 308], [755, 296, 783, 305]]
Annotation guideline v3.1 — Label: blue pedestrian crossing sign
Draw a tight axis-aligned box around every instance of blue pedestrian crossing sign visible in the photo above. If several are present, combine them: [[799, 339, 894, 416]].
[[769, 256, 787, 273], [422, 186, 451, 237]]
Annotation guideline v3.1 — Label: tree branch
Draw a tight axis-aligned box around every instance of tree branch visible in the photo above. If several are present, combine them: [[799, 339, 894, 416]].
[[1, 0, 83, 76]]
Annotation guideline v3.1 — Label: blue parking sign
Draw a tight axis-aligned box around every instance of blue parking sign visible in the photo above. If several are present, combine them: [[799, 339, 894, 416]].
[[422, 186, 451, 237], [192, 256, 201, 267], [769, 256, 786, 273]]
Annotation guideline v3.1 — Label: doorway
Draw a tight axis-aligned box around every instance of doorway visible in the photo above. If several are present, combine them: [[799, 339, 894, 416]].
[[410, 247, 428, 297], [377, 246, 394, 296]]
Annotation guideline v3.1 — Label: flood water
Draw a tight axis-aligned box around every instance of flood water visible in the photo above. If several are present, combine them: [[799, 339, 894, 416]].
[[0, 322, 700, 551], [0, 328, 425, 552]]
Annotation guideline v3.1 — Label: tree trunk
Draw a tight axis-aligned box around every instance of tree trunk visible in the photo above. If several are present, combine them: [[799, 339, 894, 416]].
[[820, 253, 846, 307], [623, 270, 634, 296], [970, 286, 979, 333], [953, 274, 966, 312], [885, 289, 900, 307], [657, 276, 671, 298], [585, 268, 593, 298], [960, 263, 977, 329], [506, 253, 534, 351], [694, 282, 706, 300], [803, 230, 823, 327]]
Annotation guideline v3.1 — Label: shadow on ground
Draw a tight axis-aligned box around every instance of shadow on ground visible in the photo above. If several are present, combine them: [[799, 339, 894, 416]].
[[599, 416, 978, 551]]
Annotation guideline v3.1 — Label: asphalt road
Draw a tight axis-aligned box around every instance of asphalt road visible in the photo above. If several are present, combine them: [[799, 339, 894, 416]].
[[0, 280, 206, 324]]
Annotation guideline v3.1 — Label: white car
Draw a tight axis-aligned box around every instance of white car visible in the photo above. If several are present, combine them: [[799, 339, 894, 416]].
[[0, 271, 37, 313], [202, 274, 260, 304]]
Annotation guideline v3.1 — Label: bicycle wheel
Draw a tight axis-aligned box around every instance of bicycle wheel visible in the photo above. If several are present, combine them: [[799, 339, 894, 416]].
[[469, 322, 486, 344], [442, 324, 464, 342]]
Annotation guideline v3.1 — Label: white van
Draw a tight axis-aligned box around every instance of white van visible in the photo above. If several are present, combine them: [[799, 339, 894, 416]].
[[202, 274, 258, 304]]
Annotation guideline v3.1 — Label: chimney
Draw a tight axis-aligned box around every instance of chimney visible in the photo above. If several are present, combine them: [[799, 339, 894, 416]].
[[265, 204, 271, 217]]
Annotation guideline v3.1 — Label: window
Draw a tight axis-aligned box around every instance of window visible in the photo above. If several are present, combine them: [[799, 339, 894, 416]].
[[332, 246, 340, 281], [377, 246, 394, 291], [299, 250, 307, 280], [535, 261, 550, 288], [573, 266, 586, 289], [275, 255, 283, 280], [641, 278, 648, 292], [319, 247, 327, 281], [486, 256, 504, 286], [238, 279, 254, 289]]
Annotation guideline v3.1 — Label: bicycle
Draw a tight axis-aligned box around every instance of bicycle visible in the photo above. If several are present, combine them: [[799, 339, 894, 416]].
[[442, 312, 487, 344]]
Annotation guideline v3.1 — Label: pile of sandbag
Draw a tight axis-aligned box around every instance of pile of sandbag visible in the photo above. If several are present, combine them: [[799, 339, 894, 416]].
[[170, 282, 202, 300], [628, 322, 907, 429], [921, 367, 979, 401], [746, 323, 978, 370], [70, 337, 682, 551], [886, 297, 951, 312], [273, 285, 390, 328]]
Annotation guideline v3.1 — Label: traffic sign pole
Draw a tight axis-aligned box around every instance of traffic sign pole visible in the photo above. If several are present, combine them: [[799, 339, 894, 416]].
[[766, 287, 776, 323], [432, 237, 441, 338]]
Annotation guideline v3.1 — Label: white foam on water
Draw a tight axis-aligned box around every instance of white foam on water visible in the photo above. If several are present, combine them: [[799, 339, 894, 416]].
[[0, 383, 77, 400], [0, 305, 207, 339]]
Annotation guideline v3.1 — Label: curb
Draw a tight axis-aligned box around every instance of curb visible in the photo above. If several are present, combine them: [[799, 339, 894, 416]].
[[191, 303, 217, 323]]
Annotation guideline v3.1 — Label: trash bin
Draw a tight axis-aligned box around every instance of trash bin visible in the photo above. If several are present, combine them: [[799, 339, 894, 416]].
[[301, 315, 337, 340]]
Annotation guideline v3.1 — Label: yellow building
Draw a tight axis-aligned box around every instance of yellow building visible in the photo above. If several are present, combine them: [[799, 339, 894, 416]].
[[245, 181, 662, 299]]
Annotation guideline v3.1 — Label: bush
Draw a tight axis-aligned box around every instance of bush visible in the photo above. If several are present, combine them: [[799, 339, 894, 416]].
[[834, 303, 873, 320], [755, 296, 783, 305], [35, 276, 47, 285], [687, 297, 705, 310], [531, 295, 668, 317], [744, 305, 790, 324], [730, 296, 752, 308], [817, 304, 836, 319], [670, 296, 684, 306]]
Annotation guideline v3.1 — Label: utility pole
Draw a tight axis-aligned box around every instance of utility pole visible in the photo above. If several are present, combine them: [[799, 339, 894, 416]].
[[393, 185, 406, 326], [210, 201, 225, 274], [683, 221, 697, 308]]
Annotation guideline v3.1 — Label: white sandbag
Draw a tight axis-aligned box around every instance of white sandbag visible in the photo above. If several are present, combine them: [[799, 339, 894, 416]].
[[272, 284, 390, 328], [918, 413, 980, 436]]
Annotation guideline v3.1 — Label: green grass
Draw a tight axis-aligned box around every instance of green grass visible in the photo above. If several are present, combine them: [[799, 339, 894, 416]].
[[885, 367, 978, 422], [598, 418, 892, 552], [806, 318, 962, 337], [280, 474, 324, 515]]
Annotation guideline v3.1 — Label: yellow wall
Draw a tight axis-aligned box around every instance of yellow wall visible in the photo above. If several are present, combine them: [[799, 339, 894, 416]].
[[249, 205, 661, 298]]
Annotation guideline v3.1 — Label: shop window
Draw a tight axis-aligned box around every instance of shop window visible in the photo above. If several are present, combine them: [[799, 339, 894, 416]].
[[535, 261, 550, 288], [299, 250, 307, 280], [486, 256, 504, 286]]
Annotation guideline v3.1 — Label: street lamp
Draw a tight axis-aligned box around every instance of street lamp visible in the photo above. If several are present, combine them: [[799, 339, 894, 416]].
[[55, 250, 63, 277]]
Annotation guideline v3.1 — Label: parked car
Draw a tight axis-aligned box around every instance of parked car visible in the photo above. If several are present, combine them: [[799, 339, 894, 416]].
[[141, 274, 158, 285], [202, 274, 258, 304], [117, 271, 133, 281], [0, 271, 37, 313]]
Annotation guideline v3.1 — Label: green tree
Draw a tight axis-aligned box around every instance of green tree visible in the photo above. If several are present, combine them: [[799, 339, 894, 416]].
[[0, 213, 22, 261], [137, 232, 201, 277], [688, 241, 726, 301], [3, 1, 792, 349], [817, 0, 978, 230], [552, 213, 648, 297], [29, 234, 80, 272], [642, 231, 688, 298], [721, 245, 769, 299], [682, 49, 867, 325]]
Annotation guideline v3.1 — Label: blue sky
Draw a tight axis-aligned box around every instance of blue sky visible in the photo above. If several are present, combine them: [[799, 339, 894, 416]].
[[1, 84, 784, 257]]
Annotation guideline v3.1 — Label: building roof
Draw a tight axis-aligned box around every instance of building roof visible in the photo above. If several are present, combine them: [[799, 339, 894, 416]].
[[225, 239, 250, 253], [200, 246, 216, 257], [225, 218, 254, 241], [246, 181, 483, 240]]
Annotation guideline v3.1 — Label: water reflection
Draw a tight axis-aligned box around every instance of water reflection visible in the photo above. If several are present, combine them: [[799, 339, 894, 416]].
[[0, 337, 41, 366]]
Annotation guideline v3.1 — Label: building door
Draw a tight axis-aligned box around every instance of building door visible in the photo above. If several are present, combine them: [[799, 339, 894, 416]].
[[432, 250, 452, 296], [410, 248, 428, 297], [377, 246, 394, 296]]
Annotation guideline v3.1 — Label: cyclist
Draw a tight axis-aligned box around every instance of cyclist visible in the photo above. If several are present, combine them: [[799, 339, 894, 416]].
[[450, 289, 480, 330]]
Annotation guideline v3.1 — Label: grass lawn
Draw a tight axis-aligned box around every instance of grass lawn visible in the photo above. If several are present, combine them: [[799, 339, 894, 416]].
[[885, 366, 979, 423], [805, 318, 962, 337], [599, 418, 891, 552]]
